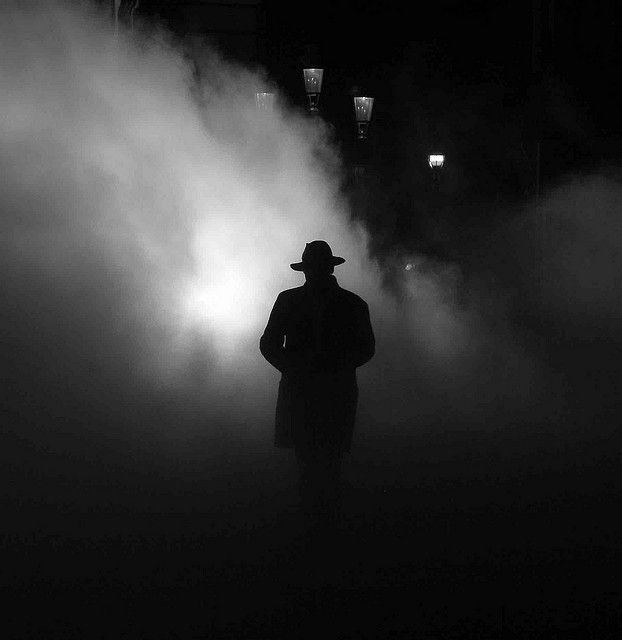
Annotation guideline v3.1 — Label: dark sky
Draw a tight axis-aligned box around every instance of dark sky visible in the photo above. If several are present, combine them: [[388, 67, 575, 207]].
[[265, 1, 533, 81], [137, 0, 622, 136], [268, 0, 532, 67]]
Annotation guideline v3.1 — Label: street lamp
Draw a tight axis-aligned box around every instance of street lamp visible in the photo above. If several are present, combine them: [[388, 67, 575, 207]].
[[428, 154, 445, 168], [303, 68, 324, 113], [353, 96, 374, 139], [255, 92, 275, 112]]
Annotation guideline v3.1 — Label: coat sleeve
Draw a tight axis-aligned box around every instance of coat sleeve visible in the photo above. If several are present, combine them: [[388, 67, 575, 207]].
[[259, 293, 289, 373], [326, 300, 375, 371], [349, 301, 375, 368]]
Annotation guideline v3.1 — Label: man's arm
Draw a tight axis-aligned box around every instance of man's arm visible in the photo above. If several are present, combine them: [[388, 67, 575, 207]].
[[322, 300, 375, 371], [259, 293, 289, 373], [349, 301, 375, 368]]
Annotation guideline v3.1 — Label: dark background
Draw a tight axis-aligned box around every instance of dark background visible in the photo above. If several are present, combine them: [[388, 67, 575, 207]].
[[4, 2, 622, 639]]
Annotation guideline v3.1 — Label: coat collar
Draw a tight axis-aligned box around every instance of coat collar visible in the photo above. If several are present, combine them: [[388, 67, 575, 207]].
[[303, 274, 339, 295]]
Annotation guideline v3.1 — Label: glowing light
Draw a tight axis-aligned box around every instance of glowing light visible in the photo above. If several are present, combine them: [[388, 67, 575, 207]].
[[303, 68, 323, 112], [182, 271, 257, 334], [303, 68, 324, 94], [353, 96, 374, 139], [428, 154, 445, 168], [353, 96, 374, 122]]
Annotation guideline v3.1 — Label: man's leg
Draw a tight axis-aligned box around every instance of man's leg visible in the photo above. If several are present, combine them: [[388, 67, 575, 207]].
[[316, 444, 344, 522], [295, 446, 320, 515], [294, 423, 345, 519]]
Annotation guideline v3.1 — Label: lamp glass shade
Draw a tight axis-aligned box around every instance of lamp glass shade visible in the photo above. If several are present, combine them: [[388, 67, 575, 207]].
[[428, 154, 445, 168], [303, 68, 324, 95], [255, 92, 275, 111], [353, 96, 374, 122]]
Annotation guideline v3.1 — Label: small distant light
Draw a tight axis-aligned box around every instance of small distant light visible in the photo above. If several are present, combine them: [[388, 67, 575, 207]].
[[428, 154, 445, 168], [303, 68, 324, 94]]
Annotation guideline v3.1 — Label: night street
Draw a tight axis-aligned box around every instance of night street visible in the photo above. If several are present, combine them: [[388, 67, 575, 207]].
[[3, 1, 622, 638], [5, 390, 622, 638]]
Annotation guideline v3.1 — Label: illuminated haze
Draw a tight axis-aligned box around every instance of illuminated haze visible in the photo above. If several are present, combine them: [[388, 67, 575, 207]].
[[3, 1, 619, 516], [0, 1, 388, 472]]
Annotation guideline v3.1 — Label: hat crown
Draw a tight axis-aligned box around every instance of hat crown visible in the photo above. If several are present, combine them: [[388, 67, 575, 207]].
[[290, 240, 345, 271], [302, 240, 334, 263]]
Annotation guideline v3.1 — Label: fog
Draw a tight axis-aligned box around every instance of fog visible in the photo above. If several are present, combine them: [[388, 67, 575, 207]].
[[2, 1, 621, 537]]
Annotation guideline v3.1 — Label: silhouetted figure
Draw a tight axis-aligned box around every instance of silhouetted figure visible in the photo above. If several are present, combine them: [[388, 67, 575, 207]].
[[260, 241, 375, 525]]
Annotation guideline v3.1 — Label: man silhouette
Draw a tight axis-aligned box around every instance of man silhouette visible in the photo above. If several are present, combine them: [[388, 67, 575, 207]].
[[260, 241, 375, 521]]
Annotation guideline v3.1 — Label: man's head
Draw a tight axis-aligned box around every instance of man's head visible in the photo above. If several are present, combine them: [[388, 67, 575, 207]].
[[303, 262, 334, 284], [290, 241, 345, 280]]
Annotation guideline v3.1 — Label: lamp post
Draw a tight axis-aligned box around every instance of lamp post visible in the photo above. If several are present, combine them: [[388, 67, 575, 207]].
[[303, 68, 324, 113], [428, 153, 445, 189], [353, 96, 374, 140], [351, 96, 374, 182]]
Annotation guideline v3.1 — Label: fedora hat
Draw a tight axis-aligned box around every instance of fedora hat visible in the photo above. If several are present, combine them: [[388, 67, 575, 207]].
[[290, 240, 345, 271]]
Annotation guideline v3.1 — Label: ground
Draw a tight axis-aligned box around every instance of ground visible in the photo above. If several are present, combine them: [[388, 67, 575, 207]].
[[4, 433, 621, 640]]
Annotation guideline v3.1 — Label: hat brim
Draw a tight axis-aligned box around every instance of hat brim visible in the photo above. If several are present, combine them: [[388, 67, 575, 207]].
[[290, 256, 345, 271]]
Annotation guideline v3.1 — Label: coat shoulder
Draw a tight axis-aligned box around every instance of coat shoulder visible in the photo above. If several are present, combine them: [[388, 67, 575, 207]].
[[337, 287, 369, 310], [276, 286, 305, 302]]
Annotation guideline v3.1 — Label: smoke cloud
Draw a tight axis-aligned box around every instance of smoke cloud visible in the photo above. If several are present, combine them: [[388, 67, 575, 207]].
[[2, 1, 620, 530]]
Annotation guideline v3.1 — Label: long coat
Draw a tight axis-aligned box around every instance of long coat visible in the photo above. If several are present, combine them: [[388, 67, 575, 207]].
[[259, 276, 375, 453]]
